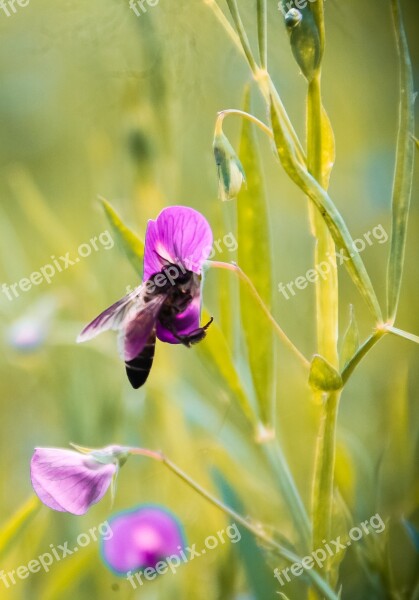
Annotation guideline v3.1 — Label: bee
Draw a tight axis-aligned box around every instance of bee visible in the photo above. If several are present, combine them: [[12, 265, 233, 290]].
[[77, 263, 213, 388]]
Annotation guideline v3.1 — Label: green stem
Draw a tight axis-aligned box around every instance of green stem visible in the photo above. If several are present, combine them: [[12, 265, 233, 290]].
[[260, 436, 311, 551], [311, 390, 341, 578], [265, 74, 306, 166], [256, 0, 267, 69], [307, 75, 338, 368], [341, 329, 386, 384], [129, 447, 339, 600], [202, 0, 247, 60], [306, 11, 339, 589], [207, 260, 310, 369], [225, 0, 258, 73], [309, 0, 325, 60], [338, 321, 418, 384], [216, 109, 273, 139], [204, 0, 306, 166], [386, 325, 419, 344]]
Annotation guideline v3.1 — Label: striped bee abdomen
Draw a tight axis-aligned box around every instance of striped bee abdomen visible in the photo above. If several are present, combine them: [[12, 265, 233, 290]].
[[125, 331, 156, 389]]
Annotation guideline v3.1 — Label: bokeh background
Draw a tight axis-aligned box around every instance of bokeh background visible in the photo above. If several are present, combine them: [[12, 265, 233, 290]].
[[0, 0, 418, 598]]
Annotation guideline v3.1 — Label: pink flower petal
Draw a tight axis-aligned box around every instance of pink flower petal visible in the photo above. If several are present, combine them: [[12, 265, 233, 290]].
[[31, 448, 117, 516], [156, 296, 201, 344], [143, 206, 213, 281]]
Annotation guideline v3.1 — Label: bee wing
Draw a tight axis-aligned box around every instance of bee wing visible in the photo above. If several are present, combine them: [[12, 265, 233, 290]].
[[77, 285, 147, 343], [120, 295, 166, 361]]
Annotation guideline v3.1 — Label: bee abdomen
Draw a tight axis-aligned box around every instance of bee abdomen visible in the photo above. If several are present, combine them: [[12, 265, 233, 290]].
[[125, 334, 156, 389]]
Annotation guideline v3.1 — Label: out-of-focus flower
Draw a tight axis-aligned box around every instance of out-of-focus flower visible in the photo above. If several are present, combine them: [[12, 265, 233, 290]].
[[213, 128, 246, 202], [101, 505, 185, 575], [78, 206, 213, 388], [6, 296, 57, 352], [30, 445, 129, 516]]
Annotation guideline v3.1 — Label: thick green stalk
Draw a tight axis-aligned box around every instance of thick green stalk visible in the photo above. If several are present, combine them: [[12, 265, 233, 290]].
[[307, 75, 338, 367], [311, 390, 341, 577], [307, 5, 339, 589]]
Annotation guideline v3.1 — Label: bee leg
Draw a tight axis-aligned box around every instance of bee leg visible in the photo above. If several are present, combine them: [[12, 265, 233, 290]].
[[173, 317, 214, 348]]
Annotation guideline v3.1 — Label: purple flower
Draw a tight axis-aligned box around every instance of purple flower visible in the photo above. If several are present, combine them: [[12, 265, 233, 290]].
[[101, 505, 185, 575], [78, 206, 214, 388], [143, 205, 213, 345], [143, 206, 213, 280], [30, 445, 128, 516]]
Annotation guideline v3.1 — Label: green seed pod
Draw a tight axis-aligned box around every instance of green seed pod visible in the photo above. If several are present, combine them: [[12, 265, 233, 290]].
[[285, 7, 321, 82]]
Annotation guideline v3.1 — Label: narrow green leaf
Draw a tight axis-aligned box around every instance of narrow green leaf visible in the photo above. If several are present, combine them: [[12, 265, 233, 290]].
[[0, 495, 40, 561], [309, 355, 342, 392], [196, 308, 257, 428], [340, 305, 360, 369], [319, 105, 336, 190], [386, 0, 415, 321], [307, 78, 338, 367], [238, 89, 275, 426], [213, 469, 280, 600], [270, 97, 383, 322], [311, 390, 340, 576], [99, 197, 144, 275], [328, 490, 352, 587]]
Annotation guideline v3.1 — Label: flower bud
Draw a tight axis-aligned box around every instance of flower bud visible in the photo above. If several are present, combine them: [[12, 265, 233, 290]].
[[284, 8, 321, 82], [213, 129, 246, 202]]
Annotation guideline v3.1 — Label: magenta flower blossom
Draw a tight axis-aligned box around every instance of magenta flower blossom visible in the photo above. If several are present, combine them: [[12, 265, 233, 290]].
[[78, 206, 214, 388], [101, 505, 185, 575], [30, 445, 128, 516]]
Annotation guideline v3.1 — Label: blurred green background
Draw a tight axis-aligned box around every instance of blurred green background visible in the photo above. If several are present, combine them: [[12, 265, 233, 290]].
[[0, 0, 418, 598]]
